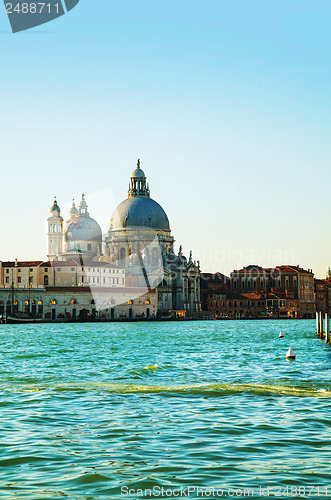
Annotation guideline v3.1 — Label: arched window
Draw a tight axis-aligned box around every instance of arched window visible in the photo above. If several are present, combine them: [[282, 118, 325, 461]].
[[44, 275, 49, 286], [38, 301, 43, 314], [71, 299, 77, 305], [25, 301, 29, 313], [0, 301, 4, 314], [91, 299, 95, 305]]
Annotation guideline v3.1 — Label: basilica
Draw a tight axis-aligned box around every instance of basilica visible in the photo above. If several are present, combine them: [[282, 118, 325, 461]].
[[42, 161, 201, 319]]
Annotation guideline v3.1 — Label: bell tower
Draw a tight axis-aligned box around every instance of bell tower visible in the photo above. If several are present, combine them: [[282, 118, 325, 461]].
[[47, 199, 63, 261]]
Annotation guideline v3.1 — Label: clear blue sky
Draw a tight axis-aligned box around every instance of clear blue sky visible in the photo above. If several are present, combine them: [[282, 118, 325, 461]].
[[0, 0, 331, 277]]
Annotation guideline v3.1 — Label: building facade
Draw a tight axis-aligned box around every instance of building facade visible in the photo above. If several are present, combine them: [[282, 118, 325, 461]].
[[204, 265, 315, 319]]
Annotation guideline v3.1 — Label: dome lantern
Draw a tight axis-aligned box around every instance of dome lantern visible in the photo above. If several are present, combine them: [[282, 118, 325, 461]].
[[78, 193, 89, 216], [69, 200, 79, 219], [128, 159, 150, 198]]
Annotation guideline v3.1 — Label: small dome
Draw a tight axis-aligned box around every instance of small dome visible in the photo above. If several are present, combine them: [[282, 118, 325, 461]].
[[65, 216, 102, 242], [69, 202, 78, 218], [131, 167, 145, 178], [51, 200, 60, 213], [110, 197, 170, 231]]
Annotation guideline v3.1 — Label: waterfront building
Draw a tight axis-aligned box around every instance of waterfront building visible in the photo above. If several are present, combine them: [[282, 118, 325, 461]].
[[204, 265, 316, 319], [0, 161, 201, 321], [315, 278, 331, 314], [104, 162, 201, 314]]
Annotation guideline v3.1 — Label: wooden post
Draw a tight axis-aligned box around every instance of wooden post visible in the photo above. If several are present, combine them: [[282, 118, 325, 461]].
[[319, 311, 324, 335], [325, 313, 330, 344], [316, 311, 320, 334]]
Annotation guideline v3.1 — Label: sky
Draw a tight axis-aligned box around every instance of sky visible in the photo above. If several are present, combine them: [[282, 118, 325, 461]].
[[0, 0, 331, 278]]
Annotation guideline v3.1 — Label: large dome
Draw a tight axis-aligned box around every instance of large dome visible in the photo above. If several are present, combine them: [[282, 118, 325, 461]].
[[65, 216, 102, 242], [110, 197, 170, 231]]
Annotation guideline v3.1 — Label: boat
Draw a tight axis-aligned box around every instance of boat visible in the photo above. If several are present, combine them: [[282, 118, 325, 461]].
[[0, 314, 45, 324]]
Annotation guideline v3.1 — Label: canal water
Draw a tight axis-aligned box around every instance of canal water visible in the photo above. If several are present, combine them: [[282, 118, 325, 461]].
[[0, 320, 330, 499]]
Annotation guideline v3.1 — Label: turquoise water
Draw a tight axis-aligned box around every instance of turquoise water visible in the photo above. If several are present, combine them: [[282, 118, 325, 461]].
[[0, 320, 330, 499]]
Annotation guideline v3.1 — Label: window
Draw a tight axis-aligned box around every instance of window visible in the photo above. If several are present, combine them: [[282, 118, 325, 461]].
[[18, 277, 21, 283], [242, 280, 245, 288], [44, 275, 49, 286], [5, 277, 9, 283], [87, 244, 92, 251], [71, 268, 75, 272], [29, 277, 33, 283], [30, 268, 33, 273], [44, 268, 48, 273], [6, 269, 9, 274], [18, 269, 21, 273], [57, 268, 61, 272]]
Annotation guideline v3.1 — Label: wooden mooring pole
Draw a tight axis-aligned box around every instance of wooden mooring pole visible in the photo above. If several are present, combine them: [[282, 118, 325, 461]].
[[319, 311, 324, 336], [325, 313, 330, 344], [316, 311, 320, 334]]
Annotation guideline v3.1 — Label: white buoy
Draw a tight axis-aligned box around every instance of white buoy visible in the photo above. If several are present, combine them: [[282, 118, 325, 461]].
[[279, 331, 284, 338], [286, 346, 295, 359]]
